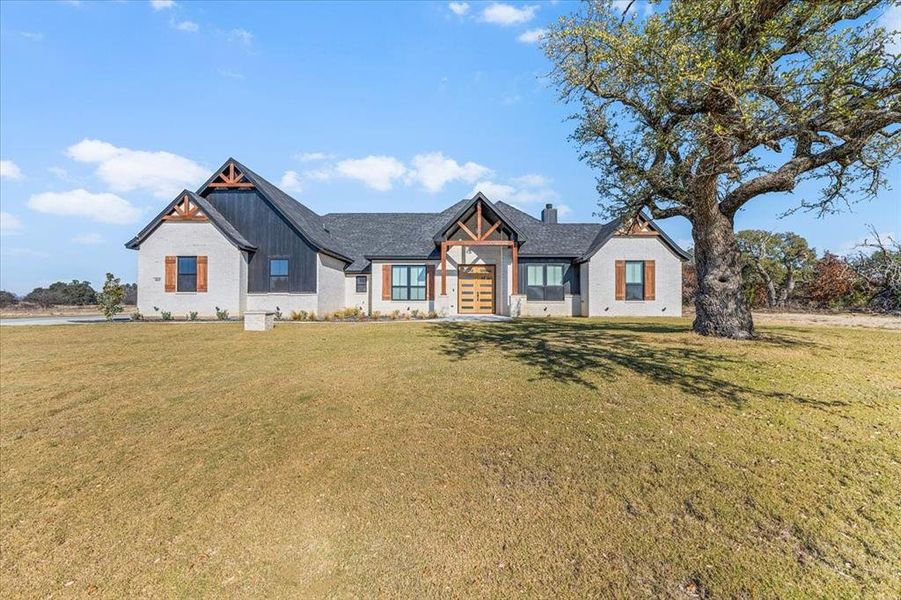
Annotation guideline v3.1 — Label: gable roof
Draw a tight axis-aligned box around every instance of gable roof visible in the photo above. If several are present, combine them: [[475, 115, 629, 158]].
[[125, 190, 256, 251], [197, 158, 353, 263], [432, 192, 526, 242], [127, 159, 688, 269], [576, 211, 691, 262]]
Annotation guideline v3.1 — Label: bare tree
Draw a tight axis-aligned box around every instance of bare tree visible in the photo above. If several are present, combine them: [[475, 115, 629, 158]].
[[545, 0, 900, 338], [850, 226, 901, 311]]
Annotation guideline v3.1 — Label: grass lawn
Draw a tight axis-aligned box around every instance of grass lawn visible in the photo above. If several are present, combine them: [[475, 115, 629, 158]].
[[1, 319, 899, 597]]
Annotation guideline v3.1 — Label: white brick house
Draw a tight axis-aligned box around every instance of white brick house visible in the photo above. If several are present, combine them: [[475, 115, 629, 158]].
[[127, 159, 688, 318]]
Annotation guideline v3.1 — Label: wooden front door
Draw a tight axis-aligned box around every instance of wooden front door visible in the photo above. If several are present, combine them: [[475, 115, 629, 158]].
[[458, 264, 495, 314]]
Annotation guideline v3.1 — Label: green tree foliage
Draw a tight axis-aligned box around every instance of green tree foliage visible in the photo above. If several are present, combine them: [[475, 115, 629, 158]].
[[545, 0, 900, 338], [23, 280, 96, 307], [122, 283, 137, 305], [0, 290, 18, 308], [737, 230, 815, 307], [97, 273, 125, 320]]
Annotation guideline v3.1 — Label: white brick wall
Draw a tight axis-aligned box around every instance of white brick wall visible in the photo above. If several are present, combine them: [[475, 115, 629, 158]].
[[317, 254, 347, 315], [136, 221, 245, 318], [585, 236, 683, 317], [522, 295, 581, 317], [344, 274, 370, 314]]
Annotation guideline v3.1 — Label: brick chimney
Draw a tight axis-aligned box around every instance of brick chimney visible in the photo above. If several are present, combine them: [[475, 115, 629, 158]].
[[541, 203, 557, 224]]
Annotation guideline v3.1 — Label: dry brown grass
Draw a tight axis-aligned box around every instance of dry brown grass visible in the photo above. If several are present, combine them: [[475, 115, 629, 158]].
[[1, 319, 899, 597]]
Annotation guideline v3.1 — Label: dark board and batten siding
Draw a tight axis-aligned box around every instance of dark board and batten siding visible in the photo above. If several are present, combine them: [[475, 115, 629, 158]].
[[517, 258, 581, 296], [204, 189, 318, 293]]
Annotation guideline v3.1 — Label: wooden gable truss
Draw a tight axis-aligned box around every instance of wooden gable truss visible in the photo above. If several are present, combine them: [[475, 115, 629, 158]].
[[206, 161, 255, 189], [162, 193, 208, 222]]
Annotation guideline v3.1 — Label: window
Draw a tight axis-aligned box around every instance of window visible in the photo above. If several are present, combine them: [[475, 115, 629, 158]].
[[355, 275, 367, 293], [525, 263, 565, 301], [625, 261, 644, 300], [270, 258, 289, 292], [177, 256, 197, 292], [392, 265, 426, 300]]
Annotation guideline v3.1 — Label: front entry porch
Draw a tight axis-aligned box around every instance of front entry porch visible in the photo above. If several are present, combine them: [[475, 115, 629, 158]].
[[437, 193, 522, 317]]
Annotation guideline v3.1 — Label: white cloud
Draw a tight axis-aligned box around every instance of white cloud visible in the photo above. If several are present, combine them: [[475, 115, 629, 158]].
[[0, 160, 23, 180], [407, 152, 492, 193], [517, 28, 546, 43], [172, 20, 198, 32], [65, 139, 208, 199], [0, 211, 24, 235], [19, 31, 44, 41], [150, 0, 175, 10], [72, 233, 104, 245], [28, 189, 143, 224], [294, 152, 333, 162], [448, 2, 470, 16], [303, 168, 333, 181], [470, 174, 560, 214], [480, 3, 538, 26], [880, 4, 900, 54], [229, 28, 254, 46], [279, 170, 303, 194], [336, 155, 407, 191], [513, 173, 549, 187]]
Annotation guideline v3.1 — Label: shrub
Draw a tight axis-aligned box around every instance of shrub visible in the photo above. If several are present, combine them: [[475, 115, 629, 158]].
[[371, 311, 381, 320], [390, 310, 401, 320], [131, 310, 143, 321], [215, 306, 229, 321], [410, 309, 422, 319], [187, 311, 198, 321], [427, 310, 438, 319], [290, 310, 309, 321], [160, 310, 173, 321], [0, 290, 18, 308], [330, 307, 362, 320], [97, 273, 125, 320]]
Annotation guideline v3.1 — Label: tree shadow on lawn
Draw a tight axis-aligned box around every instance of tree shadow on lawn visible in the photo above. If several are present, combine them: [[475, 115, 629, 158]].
[[430, 319, 833, 408]]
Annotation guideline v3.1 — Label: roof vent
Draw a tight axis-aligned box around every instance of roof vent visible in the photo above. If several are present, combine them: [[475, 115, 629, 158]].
[[541, 203, 557, 224]]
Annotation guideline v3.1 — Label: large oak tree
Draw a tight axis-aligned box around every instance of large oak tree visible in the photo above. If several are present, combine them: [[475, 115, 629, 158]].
[[546, 0, 900, 338]]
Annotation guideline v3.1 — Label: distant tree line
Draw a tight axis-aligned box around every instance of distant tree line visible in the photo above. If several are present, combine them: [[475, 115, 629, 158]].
[[0, 281, 137, 308], [683, 227, 901, 312]]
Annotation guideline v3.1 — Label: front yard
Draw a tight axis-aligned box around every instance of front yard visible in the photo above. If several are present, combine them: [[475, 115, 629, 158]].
[[1, 319, 898, 597]]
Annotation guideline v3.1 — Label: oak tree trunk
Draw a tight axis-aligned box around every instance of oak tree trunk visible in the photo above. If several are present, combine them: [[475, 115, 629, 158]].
[[691, 204, 754, 339]]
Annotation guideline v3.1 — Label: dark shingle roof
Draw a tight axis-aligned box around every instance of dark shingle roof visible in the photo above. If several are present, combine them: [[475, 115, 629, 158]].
[[129, 159, 688, 267], [197, 159, 353, 262]]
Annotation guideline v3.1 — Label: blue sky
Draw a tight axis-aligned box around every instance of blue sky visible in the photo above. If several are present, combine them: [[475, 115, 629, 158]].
[[0, 0, 898, 294]]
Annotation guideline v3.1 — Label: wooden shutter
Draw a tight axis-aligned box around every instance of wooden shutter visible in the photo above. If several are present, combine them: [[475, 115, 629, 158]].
[[382, 264, 391, 300], [644, 260, 656, 300], [426, 265, 435, 300], [197, 256, 208, 292], [615, 260, 625, 300], [165, 256, 176, 292]]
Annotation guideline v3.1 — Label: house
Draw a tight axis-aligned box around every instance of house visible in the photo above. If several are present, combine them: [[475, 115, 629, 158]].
[[126, 159, 688, 318]]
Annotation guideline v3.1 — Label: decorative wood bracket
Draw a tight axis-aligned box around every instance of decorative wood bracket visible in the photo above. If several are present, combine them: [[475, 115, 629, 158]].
[[162, 193, 208, 221], [618, 213, 658, 236], [207, 162, 255, 189]]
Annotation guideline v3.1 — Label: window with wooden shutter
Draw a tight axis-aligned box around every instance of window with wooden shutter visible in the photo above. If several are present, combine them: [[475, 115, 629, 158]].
[[165, 256, 176, 292], [197, 256, 208, 292], [644, 260, 655, 300], [426, 265, 436, 300], [382, 264, 391, 300], [614, 260, 625, 300]]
